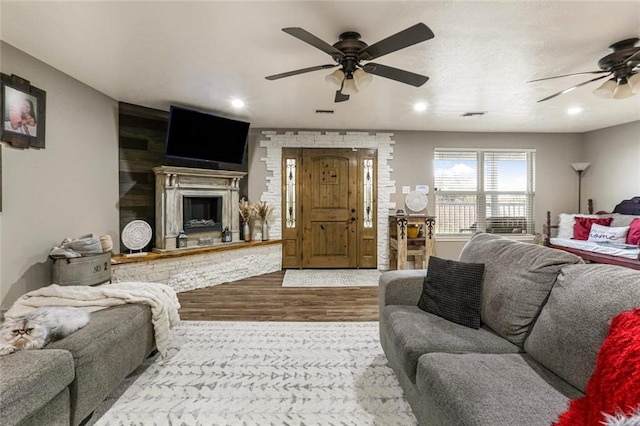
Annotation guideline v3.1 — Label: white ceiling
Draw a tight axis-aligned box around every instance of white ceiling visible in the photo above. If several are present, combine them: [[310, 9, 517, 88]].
[[1, 1, 639, 133]]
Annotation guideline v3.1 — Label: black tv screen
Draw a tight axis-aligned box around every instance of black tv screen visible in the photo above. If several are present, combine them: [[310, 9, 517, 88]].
[[165, 105, 250, 165]]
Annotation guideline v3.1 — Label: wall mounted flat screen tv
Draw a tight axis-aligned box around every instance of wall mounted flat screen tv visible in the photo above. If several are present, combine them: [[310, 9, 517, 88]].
[[165, 105, 250, 165]]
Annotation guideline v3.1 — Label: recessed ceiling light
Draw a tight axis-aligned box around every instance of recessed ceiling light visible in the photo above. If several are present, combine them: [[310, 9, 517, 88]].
[[231, 99, 245, 109], [413, 102, 427, 112], [567, 107, 582, 115]]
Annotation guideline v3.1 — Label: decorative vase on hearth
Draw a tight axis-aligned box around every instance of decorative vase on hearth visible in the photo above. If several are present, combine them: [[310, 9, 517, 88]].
[[262, 221, 269, 241], [243, 222, 251, 242]]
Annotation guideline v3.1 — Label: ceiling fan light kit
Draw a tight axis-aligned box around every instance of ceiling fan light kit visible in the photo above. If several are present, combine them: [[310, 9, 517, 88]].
[[594, 77, 639, 99], [530, 37, 640, 102], [353, 68, 373, 90], [593, 78, 618, 98], [630, 73, 640, 94], [325, 69, 345, 89], [266, 23, 435, 102], [612, 80, 634, 99], [342, 77, 359, 95]]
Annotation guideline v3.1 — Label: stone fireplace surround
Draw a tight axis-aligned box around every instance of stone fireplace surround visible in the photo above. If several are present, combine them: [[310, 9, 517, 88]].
[[153, 166, 246, 250]]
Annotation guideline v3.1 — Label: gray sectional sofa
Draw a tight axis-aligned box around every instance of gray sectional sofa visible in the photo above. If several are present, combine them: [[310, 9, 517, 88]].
[[380, 233, 640, 425], [0, 304, 155, 426]]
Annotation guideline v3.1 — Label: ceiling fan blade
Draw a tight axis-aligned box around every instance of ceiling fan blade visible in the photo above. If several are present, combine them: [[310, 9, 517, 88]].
[[358, 23, 434, 61], [527, 70, 609, 83], [625, 49, 640, 64], [335, 91, 350, 102], [265, 64, 337, 80], [362, 63, 429, 87], [536, 73, 612, 103], [282, 27, 345, 58]]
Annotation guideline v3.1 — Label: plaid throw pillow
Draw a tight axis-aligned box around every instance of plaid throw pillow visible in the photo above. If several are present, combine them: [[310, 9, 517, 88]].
[[418, 256, 485, 329]]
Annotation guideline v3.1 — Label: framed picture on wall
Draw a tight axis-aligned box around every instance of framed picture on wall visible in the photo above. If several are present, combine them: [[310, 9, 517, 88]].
[[1, 73, 46, 149]]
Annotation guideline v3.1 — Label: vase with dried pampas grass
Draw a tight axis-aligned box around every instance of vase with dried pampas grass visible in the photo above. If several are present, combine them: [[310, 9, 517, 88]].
[[255, 201, 275, 241], [239, 198, 254, 242]]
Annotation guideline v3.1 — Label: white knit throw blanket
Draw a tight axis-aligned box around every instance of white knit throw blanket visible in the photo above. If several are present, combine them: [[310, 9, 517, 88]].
[[5, 282, 181, 357]]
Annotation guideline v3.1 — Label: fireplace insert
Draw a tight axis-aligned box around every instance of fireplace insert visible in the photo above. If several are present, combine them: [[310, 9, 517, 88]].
[[183, 196, 223, 233]]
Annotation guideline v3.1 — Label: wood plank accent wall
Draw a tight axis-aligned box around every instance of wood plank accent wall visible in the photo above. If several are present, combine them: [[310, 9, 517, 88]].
[[117, 102, 248, 252]]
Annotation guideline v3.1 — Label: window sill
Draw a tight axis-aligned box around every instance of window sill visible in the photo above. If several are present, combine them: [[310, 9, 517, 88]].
[[436, 234, 535, 243]]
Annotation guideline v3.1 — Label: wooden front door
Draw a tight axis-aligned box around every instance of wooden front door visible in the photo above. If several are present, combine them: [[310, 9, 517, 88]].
[[302, 149, 357, 267], [281, 148, 377, 269]]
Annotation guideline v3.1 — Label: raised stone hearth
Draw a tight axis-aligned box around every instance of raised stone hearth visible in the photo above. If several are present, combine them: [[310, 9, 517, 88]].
[[111, 241, 282, 292], [153, 166, 246, 250]]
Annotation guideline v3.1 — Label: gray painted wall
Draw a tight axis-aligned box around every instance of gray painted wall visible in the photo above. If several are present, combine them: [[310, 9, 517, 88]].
[[583, 121, 640, 212], [0, 42, 119, 312]]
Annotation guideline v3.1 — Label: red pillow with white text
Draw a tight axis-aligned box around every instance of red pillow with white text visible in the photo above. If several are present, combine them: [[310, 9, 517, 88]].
[[627, 218, 640, 246], [573, 217, 613, 240]]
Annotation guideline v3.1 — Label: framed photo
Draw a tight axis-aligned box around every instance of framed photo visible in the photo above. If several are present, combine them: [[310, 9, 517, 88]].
[[1, 73, 46, 149]]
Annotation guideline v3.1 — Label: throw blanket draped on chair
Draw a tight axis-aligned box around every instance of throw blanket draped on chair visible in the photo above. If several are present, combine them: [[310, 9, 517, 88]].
[[5, 282, 181, 357]]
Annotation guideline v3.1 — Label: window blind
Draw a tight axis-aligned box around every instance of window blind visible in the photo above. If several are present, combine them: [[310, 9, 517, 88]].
[[434, 149, 535, 235]]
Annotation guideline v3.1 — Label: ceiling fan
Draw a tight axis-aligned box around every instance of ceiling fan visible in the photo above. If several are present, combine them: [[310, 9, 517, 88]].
[[265, 23, 434, 102], [528, 38, 640, 102]]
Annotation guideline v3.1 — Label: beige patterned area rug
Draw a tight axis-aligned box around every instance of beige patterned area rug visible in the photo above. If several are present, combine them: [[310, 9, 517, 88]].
[[282, 269, 381, 287], [88, 321, 417, 425]]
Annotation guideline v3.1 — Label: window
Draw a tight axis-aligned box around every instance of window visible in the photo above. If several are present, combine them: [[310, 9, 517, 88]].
[[434, 149, 535, 235], [285, 158, 297, 228], [363, 158, 374, 228]]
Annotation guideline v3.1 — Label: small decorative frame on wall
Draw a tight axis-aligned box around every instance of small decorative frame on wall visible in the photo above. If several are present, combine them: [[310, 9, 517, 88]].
[[1, 73, 46, 149]]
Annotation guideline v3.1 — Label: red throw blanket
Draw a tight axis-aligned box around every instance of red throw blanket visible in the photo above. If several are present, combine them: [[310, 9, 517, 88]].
[[554, 308, 640, 425]]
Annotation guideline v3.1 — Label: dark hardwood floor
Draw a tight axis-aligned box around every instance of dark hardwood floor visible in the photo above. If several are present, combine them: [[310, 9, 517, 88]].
[[177, 270, 379, 322]]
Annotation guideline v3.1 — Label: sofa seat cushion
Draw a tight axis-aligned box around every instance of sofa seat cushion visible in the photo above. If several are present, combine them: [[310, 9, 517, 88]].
[[380, 305, 520, 382], [525, 264, 640, 393], [416, 353, 583, 426], [459, 233, 583, 347], [47, 304, 155, 425], [0, 349, 74, 426]]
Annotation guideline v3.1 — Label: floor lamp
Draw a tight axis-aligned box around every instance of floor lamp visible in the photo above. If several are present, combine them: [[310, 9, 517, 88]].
[[571, 162, 590, 213]]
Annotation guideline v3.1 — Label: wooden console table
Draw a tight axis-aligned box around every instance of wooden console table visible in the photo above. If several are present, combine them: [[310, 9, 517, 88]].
[[388, 214, 436, 270]]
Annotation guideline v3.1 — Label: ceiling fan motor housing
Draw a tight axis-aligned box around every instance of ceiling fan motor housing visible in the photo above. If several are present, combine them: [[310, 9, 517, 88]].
[[332, 32, 369, 74], [599, 38, 640, 80]]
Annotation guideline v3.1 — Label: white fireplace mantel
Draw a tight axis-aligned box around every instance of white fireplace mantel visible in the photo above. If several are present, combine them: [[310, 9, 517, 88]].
[[153, 166, 246, 250]]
